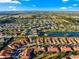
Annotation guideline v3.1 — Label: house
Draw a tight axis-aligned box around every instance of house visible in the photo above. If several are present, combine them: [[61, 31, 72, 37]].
[[8, 42, 17, 49], [60, 46, 72, 52], [36, 38, 43, 44], [20, 48, 31, 59], [72, 46, 79, 51], [47, 46, 59, 52], [75, 38, 79, 43], [51, 37, 58, 44], [34, 46, 45, 54], [0, 50, 11, 59], [70, 55, 79, 59], [59, 38, 66, 44], [44, 37, 51, 44], [66, 38, 72, 44]]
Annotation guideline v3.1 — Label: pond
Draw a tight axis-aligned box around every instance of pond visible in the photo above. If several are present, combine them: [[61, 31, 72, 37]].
[[0, 19, 16, 25], [38, 32, 79, 37]]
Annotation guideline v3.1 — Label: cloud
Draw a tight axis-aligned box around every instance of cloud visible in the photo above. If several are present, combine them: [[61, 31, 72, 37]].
[[73, 4, 78, 6], [8, 6, 16, 9], [62, 0, 69, 2], [12, 8, 16, 11], [0, 0, 21, 4], [9, 6, 14, 8], [60, 7, 67, 10], [8, 6, 16, 11]]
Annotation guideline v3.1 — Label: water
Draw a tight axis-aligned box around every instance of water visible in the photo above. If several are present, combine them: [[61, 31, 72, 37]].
[[38, 32, 79, 37], [0, 19, 16, 25], [47, 32, 79, 37]]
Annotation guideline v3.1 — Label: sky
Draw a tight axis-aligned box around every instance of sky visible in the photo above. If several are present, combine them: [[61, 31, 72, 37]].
[[0, 0, 79, 11]]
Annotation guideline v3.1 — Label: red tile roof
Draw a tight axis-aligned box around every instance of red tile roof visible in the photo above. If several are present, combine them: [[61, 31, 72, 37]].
[[70, 55, 79, 59], [34, 46, 45, 53], [0, 50, 11, 59], [73, 46, 79, 51], [20, 48, 30, 59], [60, 46, 72, 52], [47, 46, 59, 52]]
